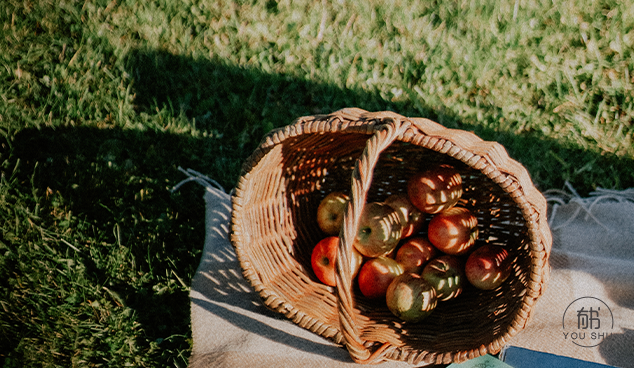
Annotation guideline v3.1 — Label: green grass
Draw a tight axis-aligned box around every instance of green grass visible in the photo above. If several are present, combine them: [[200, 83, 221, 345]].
[[0, 0, 633, 366]]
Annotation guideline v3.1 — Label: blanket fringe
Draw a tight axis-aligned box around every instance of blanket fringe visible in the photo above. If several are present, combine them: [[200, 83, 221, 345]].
[[171, 167, 229, 194], [544, 182, 634, 231]]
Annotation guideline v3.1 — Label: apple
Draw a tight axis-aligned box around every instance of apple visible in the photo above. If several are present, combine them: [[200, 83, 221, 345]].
[[311, 236, 363, 287], [395, 237, 437, 274], [465, 244, 512, 290], [407, 164, 463, 214], [357, 257, 404, 299], [427, 207, 479, 255], [316, 192, 350, 235], [386, 273, 437, 323], [421, 255, 465, 301], [353, 202, 402, 258], [385, 193, 426, 238]]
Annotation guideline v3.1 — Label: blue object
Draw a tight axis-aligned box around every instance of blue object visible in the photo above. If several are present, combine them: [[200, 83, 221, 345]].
[[499, 345, 617, 368], [447, 354, 513, 368]]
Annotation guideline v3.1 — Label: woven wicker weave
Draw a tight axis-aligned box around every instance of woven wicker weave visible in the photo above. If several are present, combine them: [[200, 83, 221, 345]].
[[231, 108, 552, 366]]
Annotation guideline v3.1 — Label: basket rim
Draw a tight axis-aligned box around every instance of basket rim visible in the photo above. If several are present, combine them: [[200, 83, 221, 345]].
[[230, 108, 552, 365]]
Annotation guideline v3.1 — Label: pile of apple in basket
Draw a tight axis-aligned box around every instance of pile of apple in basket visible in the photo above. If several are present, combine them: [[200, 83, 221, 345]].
[[311, 164, 512, 323]]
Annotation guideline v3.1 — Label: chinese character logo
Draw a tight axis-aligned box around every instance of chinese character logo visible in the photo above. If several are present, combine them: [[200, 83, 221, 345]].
[[563, 297, 614, 348], [577, 306, 601, 330]]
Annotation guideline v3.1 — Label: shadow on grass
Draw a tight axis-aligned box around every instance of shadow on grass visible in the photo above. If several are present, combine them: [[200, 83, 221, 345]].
[[0, 126, 214, 364], [125, 47, 634, 195], [1, 47, 633, 366]]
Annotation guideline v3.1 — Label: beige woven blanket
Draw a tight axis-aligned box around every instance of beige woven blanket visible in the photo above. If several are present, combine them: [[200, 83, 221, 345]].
[[183, 172, 633, 368]]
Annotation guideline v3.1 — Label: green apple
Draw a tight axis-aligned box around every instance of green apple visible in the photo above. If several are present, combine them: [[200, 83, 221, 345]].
[[421, 255, 465, 301], [353, 202, 402, 258], [316, 192, 350, 235], [386, 273, 437, 323]]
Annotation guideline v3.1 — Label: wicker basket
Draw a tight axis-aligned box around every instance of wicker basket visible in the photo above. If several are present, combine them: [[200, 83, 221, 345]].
[[230, 108, 552, 366]]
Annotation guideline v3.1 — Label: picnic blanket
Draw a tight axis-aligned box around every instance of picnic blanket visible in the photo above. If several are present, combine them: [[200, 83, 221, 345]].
[[178, 169, 634, 368]]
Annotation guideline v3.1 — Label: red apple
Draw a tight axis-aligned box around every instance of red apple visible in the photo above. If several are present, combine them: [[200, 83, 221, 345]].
[[386, 273, 437, 323], [427, 207, 479, 255], [407, 164, 463, 214], [353, 202, 402, 258], [421, 255, 465, 301], [357, 257, 404, 299], [385, 193, 426, 238], [316, 192, 350, 235], [395, 237, 437, 274], [311, 236, 363, 287], [465, 244, 512, 290]]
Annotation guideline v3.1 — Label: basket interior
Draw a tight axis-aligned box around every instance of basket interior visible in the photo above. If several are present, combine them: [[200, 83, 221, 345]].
[[236, 129, 534, 355]]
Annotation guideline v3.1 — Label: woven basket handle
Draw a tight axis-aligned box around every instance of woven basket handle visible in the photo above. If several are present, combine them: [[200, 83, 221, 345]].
[[335, 115, 412, 364]]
